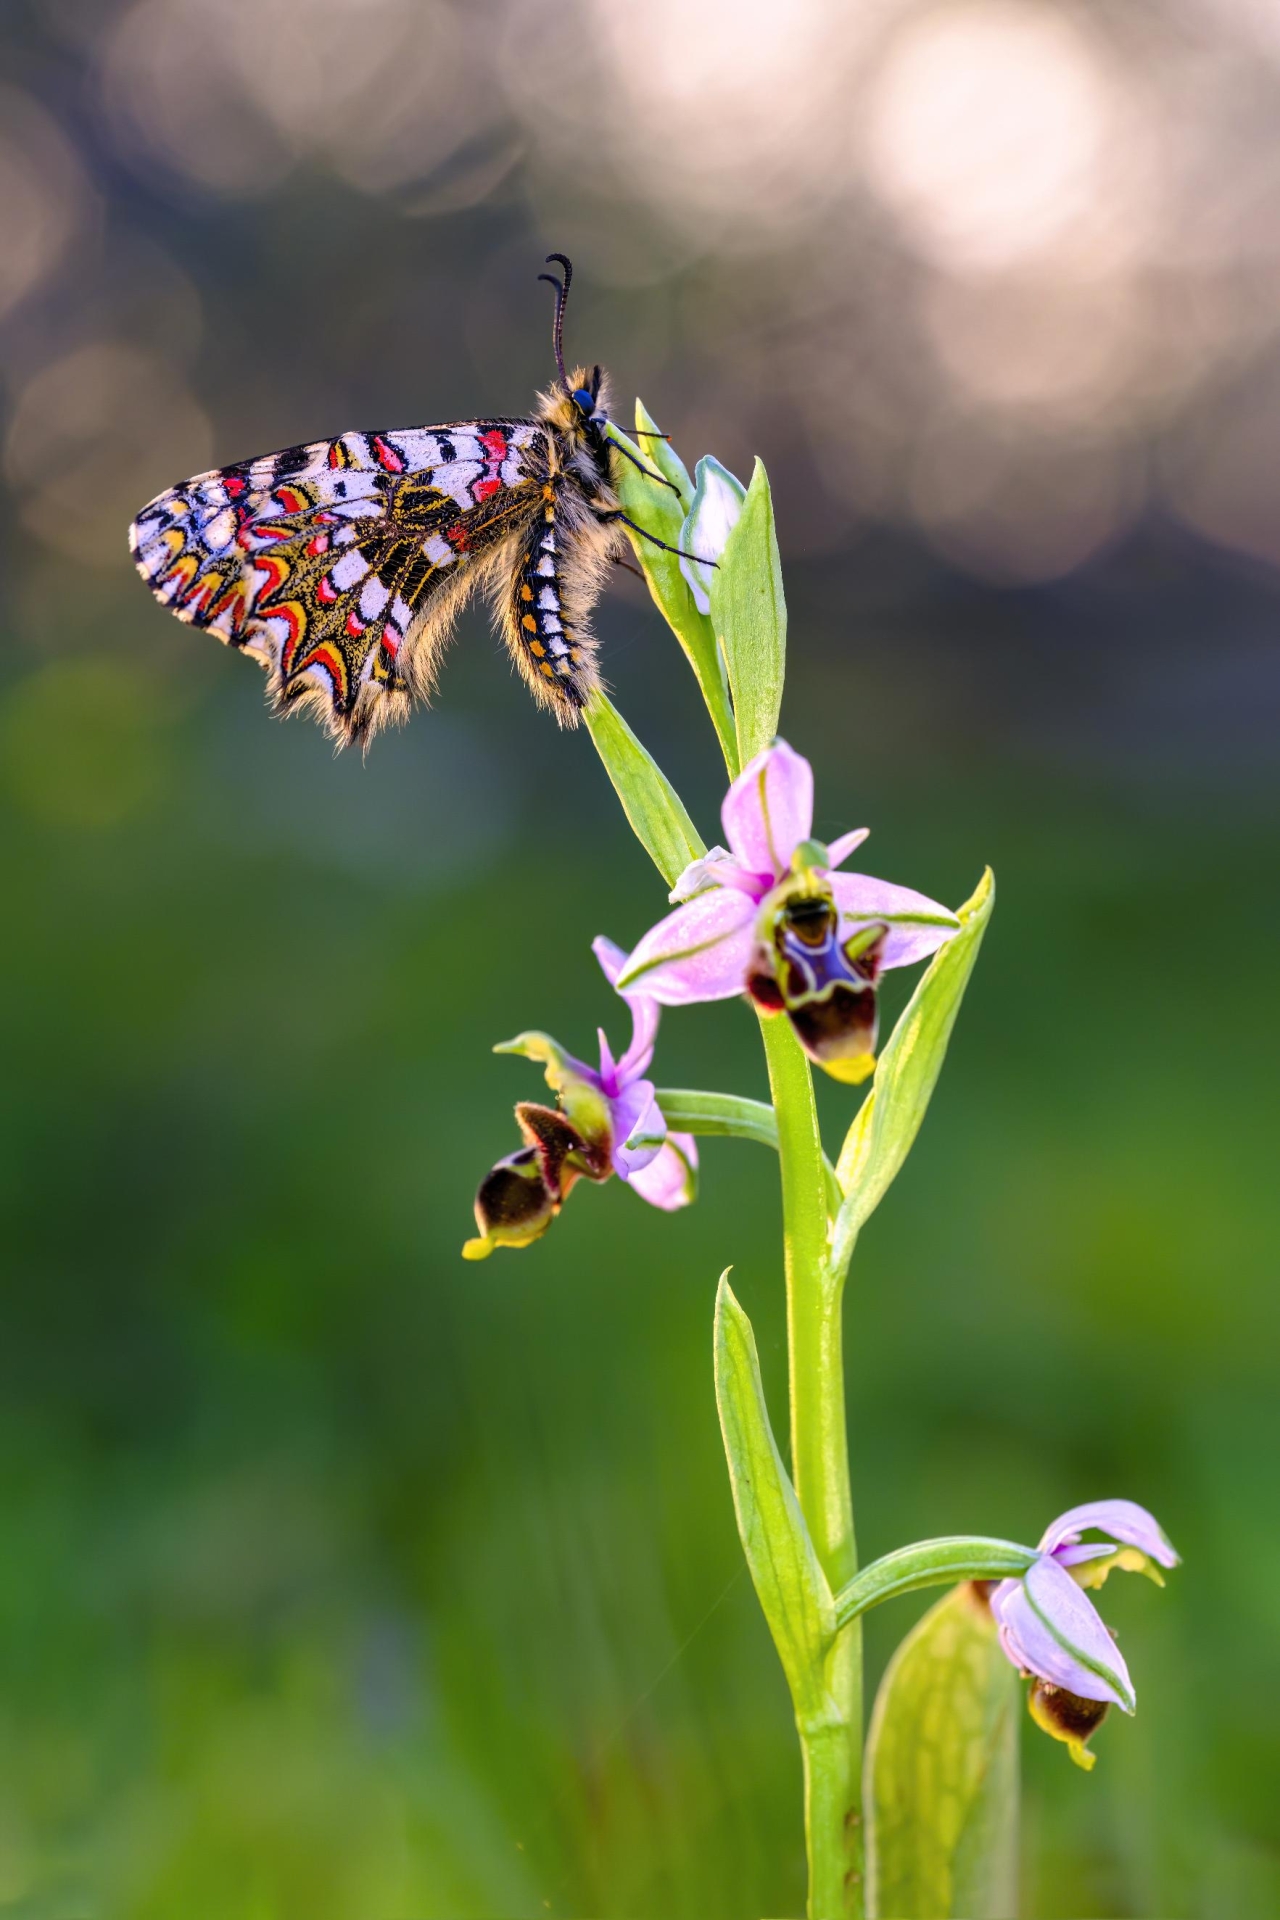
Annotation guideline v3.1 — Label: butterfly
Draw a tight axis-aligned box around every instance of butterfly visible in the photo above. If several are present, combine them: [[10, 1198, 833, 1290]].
[[128, 255, 694, 747]]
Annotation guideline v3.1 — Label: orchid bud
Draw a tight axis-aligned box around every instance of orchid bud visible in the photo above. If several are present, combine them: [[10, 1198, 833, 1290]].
[[678, 456, 747, 615]]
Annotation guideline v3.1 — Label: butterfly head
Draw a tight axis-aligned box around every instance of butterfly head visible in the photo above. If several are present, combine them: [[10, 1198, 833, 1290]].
[[571, 366, 609, 432]]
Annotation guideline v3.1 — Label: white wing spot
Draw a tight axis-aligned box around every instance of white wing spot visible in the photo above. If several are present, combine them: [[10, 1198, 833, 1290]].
[[359, 576, 390, 620], [331, 548, 370, 591]]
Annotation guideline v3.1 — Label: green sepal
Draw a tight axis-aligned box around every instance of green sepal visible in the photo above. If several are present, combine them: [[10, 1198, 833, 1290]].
[[582, 689, 705, 889], [865, 1584, 1019, 1920], [610, 406, 738, 775], [713, 1274, 835, 1721], [656, 1089, 843, 1217], [831, 868, 994, 1279], [710, 457, 786, 767], [493, 1032, 610, 1147], [833, 1536, 1038, 1628], [493, 1030, 576, 1080]]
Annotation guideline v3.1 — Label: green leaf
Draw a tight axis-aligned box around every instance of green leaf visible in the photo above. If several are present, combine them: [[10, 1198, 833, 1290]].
[[631, 397, 696, 506], [657, 1088, 780, 1150], [583, 690, 704, 888], [831, 868, 994, 1279], [713, 1275, 834, 1721], [711, 457, 786, 766], [833, 1537, 1037, 1628], [611, 406, 738, 776], [865, 1584, 1019, 1920], [659, 1089, 843, 1218]]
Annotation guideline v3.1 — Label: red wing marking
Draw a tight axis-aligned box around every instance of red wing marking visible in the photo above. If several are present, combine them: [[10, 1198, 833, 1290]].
[[295, 642, 346, 694], [254, 553, 290, 600]]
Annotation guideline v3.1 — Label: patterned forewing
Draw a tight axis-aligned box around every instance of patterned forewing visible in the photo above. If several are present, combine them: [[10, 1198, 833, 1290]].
[[129, 421, 544, 741]]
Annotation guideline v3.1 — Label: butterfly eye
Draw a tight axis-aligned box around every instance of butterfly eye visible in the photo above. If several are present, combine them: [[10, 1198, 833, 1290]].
[[572, 387, 595, 415]]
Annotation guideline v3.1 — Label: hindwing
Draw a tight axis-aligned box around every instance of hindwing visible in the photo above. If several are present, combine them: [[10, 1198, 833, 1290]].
[[129, 421, 546, 743]]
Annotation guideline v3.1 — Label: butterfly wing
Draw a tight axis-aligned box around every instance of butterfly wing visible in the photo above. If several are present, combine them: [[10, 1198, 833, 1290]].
[[129, 421, 546, 743]]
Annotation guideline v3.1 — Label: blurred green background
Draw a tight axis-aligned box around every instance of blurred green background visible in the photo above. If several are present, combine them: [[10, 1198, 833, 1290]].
[[2, 3, 1279, 1915]]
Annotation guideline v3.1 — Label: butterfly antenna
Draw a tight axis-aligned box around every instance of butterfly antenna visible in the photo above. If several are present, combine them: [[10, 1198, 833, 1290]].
[[537, 252, 574, 391]]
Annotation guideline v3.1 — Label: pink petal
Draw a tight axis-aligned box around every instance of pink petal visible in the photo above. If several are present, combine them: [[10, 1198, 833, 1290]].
[[991, 1561, 1135, 1709], [626, 1133, 698, 1210], [829, 871, 960, 969], [825, 827, 870, 869], [721, 739, 813, 880], [615, 997, 659, 1085], [593, 936, 628, 986], [595, 934, 660, 1084], [609, 1079, 665, 1177], [1040, 1500, 1179, 1569], [618, 890, 756, 1005]]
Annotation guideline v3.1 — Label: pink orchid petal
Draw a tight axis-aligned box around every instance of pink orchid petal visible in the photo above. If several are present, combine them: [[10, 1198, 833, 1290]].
[[594, 934, 660, 1084], [609, 1080, 665, 1177], [626, 1133, 698, 1210], [592, 936, 628, 986], [825, 827, 870, 869], [615, 997, 659, 1085], [667, 850, 763, 902], [992, 1559, 1135, 1709], [669, 849, 732, 903], [829, 871, 960, 970], [1054, 1542, 1118, 1569], [1040, 1500, 1179, 1569], [721, 739, 814, 879], [619, 890, 756, 1005]]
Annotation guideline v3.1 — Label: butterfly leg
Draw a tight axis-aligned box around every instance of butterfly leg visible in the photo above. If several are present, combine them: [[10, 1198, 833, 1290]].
[[605, 435, 683, 495], [594, 509, 716, 568]]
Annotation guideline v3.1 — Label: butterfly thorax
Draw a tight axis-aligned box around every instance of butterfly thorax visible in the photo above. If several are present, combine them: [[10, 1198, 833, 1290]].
[[533, 364, 615, 501]]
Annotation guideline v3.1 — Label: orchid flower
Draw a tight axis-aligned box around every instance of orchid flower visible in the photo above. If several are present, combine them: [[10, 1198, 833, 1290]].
[[990, 1499, 1180, 1769], [617, 739, 961, 1082], [463, 939, 697, 1259]]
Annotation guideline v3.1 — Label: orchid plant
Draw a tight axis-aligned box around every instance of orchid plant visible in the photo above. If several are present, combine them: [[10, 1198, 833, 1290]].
[[463, 414, 1177, 1919]]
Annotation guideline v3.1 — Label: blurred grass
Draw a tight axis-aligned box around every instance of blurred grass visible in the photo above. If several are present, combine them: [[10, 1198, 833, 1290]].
[[1, 544, 1278, 1917]]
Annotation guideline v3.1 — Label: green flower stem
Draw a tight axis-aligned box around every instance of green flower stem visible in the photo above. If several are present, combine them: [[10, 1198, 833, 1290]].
[[833, 1537, 1038, 1630], [759, 1013, 863, 1918]]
